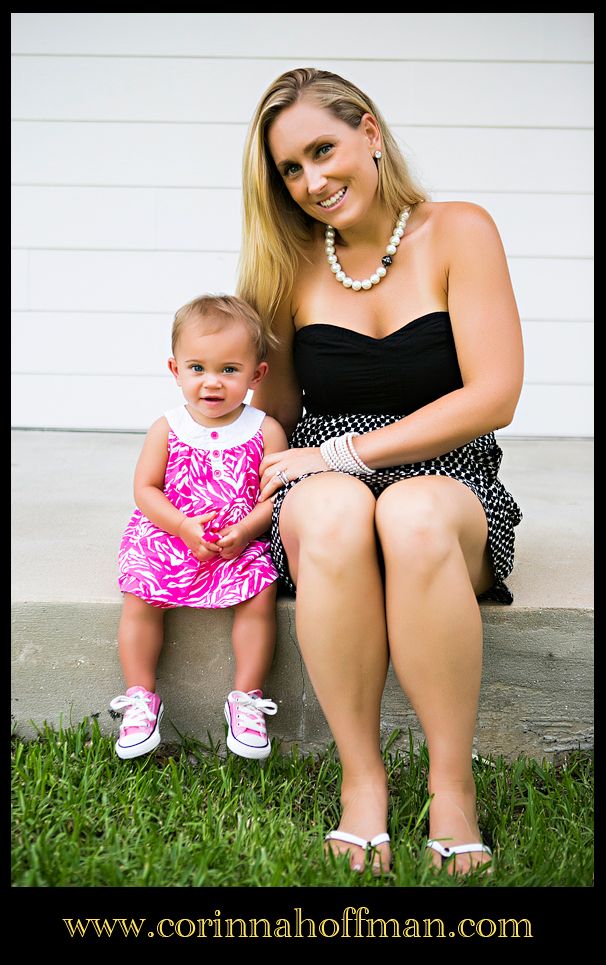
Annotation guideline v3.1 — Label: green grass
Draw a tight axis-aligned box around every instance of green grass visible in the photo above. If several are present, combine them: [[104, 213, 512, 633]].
[[11, 720, 593, 888]]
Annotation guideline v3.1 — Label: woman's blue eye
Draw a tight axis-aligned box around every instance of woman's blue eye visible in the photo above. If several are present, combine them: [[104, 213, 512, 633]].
[[285, 163, 300, 177], [317, 144, 332, 157]]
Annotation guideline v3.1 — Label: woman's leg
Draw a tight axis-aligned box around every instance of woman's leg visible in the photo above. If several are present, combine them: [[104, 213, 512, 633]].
[[375, 475, 493, 874], [231, 582, 277, 693], [118, 592, 165, 692], [279, 473, 390, 870]]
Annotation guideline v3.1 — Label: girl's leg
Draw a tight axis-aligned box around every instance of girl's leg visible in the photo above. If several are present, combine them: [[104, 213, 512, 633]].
[[118, 592, 165, 692], [231, 582, 278, 693], [375, 475, 493, 874], [279, 473, 390, 871]]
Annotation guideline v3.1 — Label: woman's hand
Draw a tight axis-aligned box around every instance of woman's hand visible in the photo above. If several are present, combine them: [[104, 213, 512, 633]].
[[259, 447, 328, 501]]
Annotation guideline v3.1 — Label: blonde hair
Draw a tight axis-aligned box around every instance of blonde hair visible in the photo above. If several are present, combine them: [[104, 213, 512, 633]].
[[237, 67, 427, 333], [172, 293, 271, 362]]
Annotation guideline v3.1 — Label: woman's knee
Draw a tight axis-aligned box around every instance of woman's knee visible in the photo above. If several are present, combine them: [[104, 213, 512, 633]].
[[375, 481, 458, 571], [280, 475, 376, 568]]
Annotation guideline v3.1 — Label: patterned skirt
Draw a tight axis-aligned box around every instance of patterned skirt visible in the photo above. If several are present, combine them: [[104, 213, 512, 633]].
[[270, 412, 523, 604]]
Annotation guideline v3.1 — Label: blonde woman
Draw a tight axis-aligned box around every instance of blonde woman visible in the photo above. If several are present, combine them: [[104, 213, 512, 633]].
[[238, 67, 523, 875]]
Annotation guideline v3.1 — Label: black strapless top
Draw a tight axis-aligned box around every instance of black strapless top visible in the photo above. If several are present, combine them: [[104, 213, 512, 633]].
[[293, 311, 463, 415]]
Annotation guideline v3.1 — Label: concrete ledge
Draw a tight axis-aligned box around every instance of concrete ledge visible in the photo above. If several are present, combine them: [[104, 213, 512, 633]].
[[12, 600, 593, 761], [11, 431, 594, 761]]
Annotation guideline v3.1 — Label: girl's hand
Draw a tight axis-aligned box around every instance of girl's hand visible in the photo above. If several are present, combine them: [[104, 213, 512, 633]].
[[177, 512, 222, 562], [215, 521, 252, 560], [259, 447, 328, 501]]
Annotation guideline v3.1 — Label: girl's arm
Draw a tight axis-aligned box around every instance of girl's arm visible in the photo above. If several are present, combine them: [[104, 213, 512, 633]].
[[216, 415, 289, 559], [134, 417, 220, 560]]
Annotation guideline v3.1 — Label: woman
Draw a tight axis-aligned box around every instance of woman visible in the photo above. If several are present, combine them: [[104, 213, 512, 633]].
[[237, 67, 523, 875]]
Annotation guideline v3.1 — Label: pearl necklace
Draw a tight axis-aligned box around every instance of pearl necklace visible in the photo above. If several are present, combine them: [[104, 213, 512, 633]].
[[325, 206, 411, 291]]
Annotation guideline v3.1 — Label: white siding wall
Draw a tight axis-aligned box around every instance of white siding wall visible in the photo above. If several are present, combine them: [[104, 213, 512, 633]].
[[11, 12, 593, 435]]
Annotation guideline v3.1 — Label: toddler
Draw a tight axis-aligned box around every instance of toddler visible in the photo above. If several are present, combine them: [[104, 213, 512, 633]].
[[111, 294, 287, 761]]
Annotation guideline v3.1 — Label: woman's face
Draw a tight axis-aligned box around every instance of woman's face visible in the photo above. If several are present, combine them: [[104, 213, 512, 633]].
[[267, 97, 382, 230]]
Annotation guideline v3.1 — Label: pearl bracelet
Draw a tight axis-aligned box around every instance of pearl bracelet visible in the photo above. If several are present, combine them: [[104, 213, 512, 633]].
[[320, 432, 376, 475]]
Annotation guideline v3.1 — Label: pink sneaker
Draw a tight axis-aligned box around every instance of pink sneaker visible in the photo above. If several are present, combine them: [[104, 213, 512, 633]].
[[224, 690, 277, 760], [109, 686, 164, 760]]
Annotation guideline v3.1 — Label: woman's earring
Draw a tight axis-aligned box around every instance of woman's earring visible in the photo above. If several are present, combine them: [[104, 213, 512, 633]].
[[374, 150, 382, 160]]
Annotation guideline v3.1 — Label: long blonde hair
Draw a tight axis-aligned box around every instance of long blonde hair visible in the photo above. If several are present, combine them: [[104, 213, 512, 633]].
[[237, 67, 427, 334]]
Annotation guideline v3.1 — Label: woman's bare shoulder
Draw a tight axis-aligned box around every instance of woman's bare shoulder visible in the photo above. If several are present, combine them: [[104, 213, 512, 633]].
[[426, 200, 498, 233]]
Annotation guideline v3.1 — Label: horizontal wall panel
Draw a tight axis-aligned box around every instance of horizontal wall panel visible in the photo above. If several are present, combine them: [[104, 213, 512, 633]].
[[11, 56, 593, 128], [11, 250, 28, 309], [12, 186, 594, 258], [25, 250, 239, 313], [12, 122, 593, 193], [11, 312, 172, 376], [19, 250, 590, 319], [11, 186, 242, 251], [501, 383, 593, 437], [508, 258, 593, 321], [11, 313, 593, 387], [406, 128, 593, 195], [11, 375, 593, 436], [11, 373, 183, 432], [10, 13, 593, 61], [521, 321, 593, 384]]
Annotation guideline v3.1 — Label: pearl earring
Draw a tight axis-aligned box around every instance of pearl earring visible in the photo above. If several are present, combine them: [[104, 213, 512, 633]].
[[374, 150, 382, 159]]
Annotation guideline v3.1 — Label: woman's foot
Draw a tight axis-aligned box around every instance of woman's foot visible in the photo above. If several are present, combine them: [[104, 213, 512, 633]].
[[325, 773, 391, 874], [426, 777, 491, 874]]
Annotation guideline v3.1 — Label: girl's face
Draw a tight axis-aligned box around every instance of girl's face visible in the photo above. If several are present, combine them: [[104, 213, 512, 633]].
[[168, 316, 267, 426], [267, 97, 382, 231]]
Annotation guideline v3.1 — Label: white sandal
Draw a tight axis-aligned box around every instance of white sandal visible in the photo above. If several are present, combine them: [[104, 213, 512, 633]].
[[325, 830, 391, 872], [427, 839, 492, 870]]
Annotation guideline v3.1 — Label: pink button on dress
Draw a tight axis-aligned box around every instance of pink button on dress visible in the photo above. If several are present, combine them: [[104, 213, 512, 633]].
[[118, 404, 277, 608]]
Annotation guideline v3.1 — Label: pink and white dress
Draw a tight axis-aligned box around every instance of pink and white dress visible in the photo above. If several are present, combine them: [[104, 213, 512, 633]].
[[118, 404, 278, 608]]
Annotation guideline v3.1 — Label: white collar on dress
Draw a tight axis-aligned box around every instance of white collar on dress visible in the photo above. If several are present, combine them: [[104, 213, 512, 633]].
[[164, 404, 266, 451]]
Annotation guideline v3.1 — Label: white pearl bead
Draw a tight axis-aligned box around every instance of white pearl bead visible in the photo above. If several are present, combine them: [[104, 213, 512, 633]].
[[325, 244, 335, 253], [343, 277, 353, 288], [331, 263, 341, 273], [394, 226, 404, 237], [377, 266, 387, 277], [326, 228, 335, 237], [352, 280, 362, 291], [386, 244, 397, 255], [370, 273, 380, 285], [390, 236, 400, 246], [336, 271, 346, 282], [361, 279, 372, 290], [327, 253, 337, 264]]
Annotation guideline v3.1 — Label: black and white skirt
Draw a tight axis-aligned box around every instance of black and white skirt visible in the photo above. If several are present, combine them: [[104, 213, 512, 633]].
[[270, 412, 523, 605]]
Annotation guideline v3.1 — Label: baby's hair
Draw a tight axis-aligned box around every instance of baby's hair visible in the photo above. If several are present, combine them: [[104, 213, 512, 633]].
[[171, 293, 273, 362]]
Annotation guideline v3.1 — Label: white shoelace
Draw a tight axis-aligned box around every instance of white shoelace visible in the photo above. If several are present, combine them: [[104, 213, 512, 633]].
[[233, 693, 278, 731], [110, 693, 157, 728]]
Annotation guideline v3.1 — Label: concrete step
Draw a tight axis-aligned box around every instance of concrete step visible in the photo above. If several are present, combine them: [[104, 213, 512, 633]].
[[11, 430, 593, 761]]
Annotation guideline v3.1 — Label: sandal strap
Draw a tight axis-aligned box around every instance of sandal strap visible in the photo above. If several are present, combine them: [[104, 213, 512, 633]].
[[427, 839, 492, 857], [325, 830, 368, 849], [369, 833, 391, 848]]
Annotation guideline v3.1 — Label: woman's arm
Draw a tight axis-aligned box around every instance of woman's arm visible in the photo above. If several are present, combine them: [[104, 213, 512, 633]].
[[251, 297, 303, 438], [356, 203, 524, 468], [258, 203, 524, 498], [215, 415, 289, 558]]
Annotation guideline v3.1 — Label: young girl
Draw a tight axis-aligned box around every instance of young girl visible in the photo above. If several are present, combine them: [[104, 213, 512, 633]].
[[111, 294, 288, 761]]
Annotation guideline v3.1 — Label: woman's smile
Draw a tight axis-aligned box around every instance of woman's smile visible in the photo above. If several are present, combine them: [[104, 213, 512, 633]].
[[318, 186, 348, 211]]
